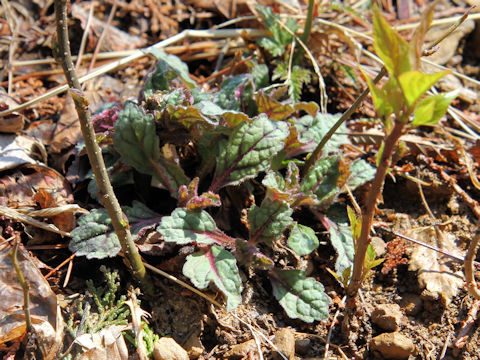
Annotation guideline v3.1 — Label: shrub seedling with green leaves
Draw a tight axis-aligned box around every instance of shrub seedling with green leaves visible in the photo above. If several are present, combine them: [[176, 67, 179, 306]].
[[347, 4, 458, 298]]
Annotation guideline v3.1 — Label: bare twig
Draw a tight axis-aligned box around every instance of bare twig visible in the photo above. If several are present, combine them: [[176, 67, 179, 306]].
[[464, 233, 480, 300], [54, 0, 153, 294], [454, 299, 480, 349]]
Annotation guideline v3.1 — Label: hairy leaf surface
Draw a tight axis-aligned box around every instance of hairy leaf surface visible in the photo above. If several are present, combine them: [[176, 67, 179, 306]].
[[288, 223, 319, 256], [248, 197, 293, 244], [301, 156, 340, 204], [295, 113, 347, 154], [183, 245, 243, 311], [70, 202, 160, 259], [324, 205, 355, 274], [157, 208, 235, 247], [271, 270, 330, 322], [211, 115, 288, 190]]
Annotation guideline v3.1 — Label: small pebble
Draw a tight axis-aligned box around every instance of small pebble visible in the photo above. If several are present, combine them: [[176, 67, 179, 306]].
[[273, 328, 295, 360], [370, 332, 416, 359], [371, 303, 404, 332], [223, 339, 257, 359], [153, 337, 189, 360], [399, 293, 423, 316], [371, 236, 387, 257], [295, 338, 311, 355]]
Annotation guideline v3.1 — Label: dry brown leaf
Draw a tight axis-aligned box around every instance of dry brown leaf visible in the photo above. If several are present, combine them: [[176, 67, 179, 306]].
[[0, 93, 25, 133], [76, 324, 129, 360], [408, 227, 464, 305], [0, 243, 63, 359]]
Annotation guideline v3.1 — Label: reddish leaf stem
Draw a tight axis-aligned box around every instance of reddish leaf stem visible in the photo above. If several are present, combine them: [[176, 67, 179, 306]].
[[347, 120, 405, 298]]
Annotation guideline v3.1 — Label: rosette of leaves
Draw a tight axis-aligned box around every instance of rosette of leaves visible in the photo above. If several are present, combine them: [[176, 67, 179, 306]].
[[70, 43, 377, 322]]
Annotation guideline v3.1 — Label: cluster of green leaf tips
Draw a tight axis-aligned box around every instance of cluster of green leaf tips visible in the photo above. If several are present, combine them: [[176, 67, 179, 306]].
[[65, 266, 158, 358], [69, 4, 455, 323]]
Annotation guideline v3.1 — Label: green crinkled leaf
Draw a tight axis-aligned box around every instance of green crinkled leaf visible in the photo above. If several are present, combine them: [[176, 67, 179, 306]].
[[183, 245, 243, 311], [325, 205, 355, 275], [288, 223, 319, 256], [347, 159, 376, 191], [152, 154, 190, 197], [248, 197, 293, 244], [114, 102, 160, 175], [70, 202, 161, 259], [411, 91, 458, 127], [300, 156, 340, 204], [147, 48, 196, 90], [211, 115, 289, 190], [251, 63, 269, 89], [398, 70, 450, 108], [372, 6, 411, 76], [295, 113, 347, 154], [157, 208, 235, 247], [271, 270, 330, 322], [114, 102, 189, 196], [70, 209, 120, 259]]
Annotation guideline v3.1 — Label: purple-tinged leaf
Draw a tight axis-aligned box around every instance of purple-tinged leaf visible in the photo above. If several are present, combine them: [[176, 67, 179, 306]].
[[323, 205, 355, 274], [178, 178, 221, 210], [248, 197, 293, 245], [263, 162, 317, 207], [271, 269, 330, 322], [300, 156, 341, 205], [235, 239, 274, 270], [295, 113, 347, 154], [256, 92, 294, 121], [347, 159, 376, 191], [210, 115, 289, 191], [282, 123, 313, 158], [178, 177, 200, 208], [70, 202, 161, 259], [157, 208, 236, 247], [183, 245, 243, 311]]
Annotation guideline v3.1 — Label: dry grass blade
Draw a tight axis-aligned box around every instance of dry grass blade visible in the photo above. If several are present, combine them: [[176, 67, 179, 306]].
[[0, 28, 268, 118], [0, 206, 70, 237]]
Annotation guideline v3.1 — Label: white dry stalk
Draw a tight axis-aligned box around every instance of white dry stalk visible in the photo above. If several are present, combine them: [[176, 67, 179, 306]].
[[0, 28, 268, 117]]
